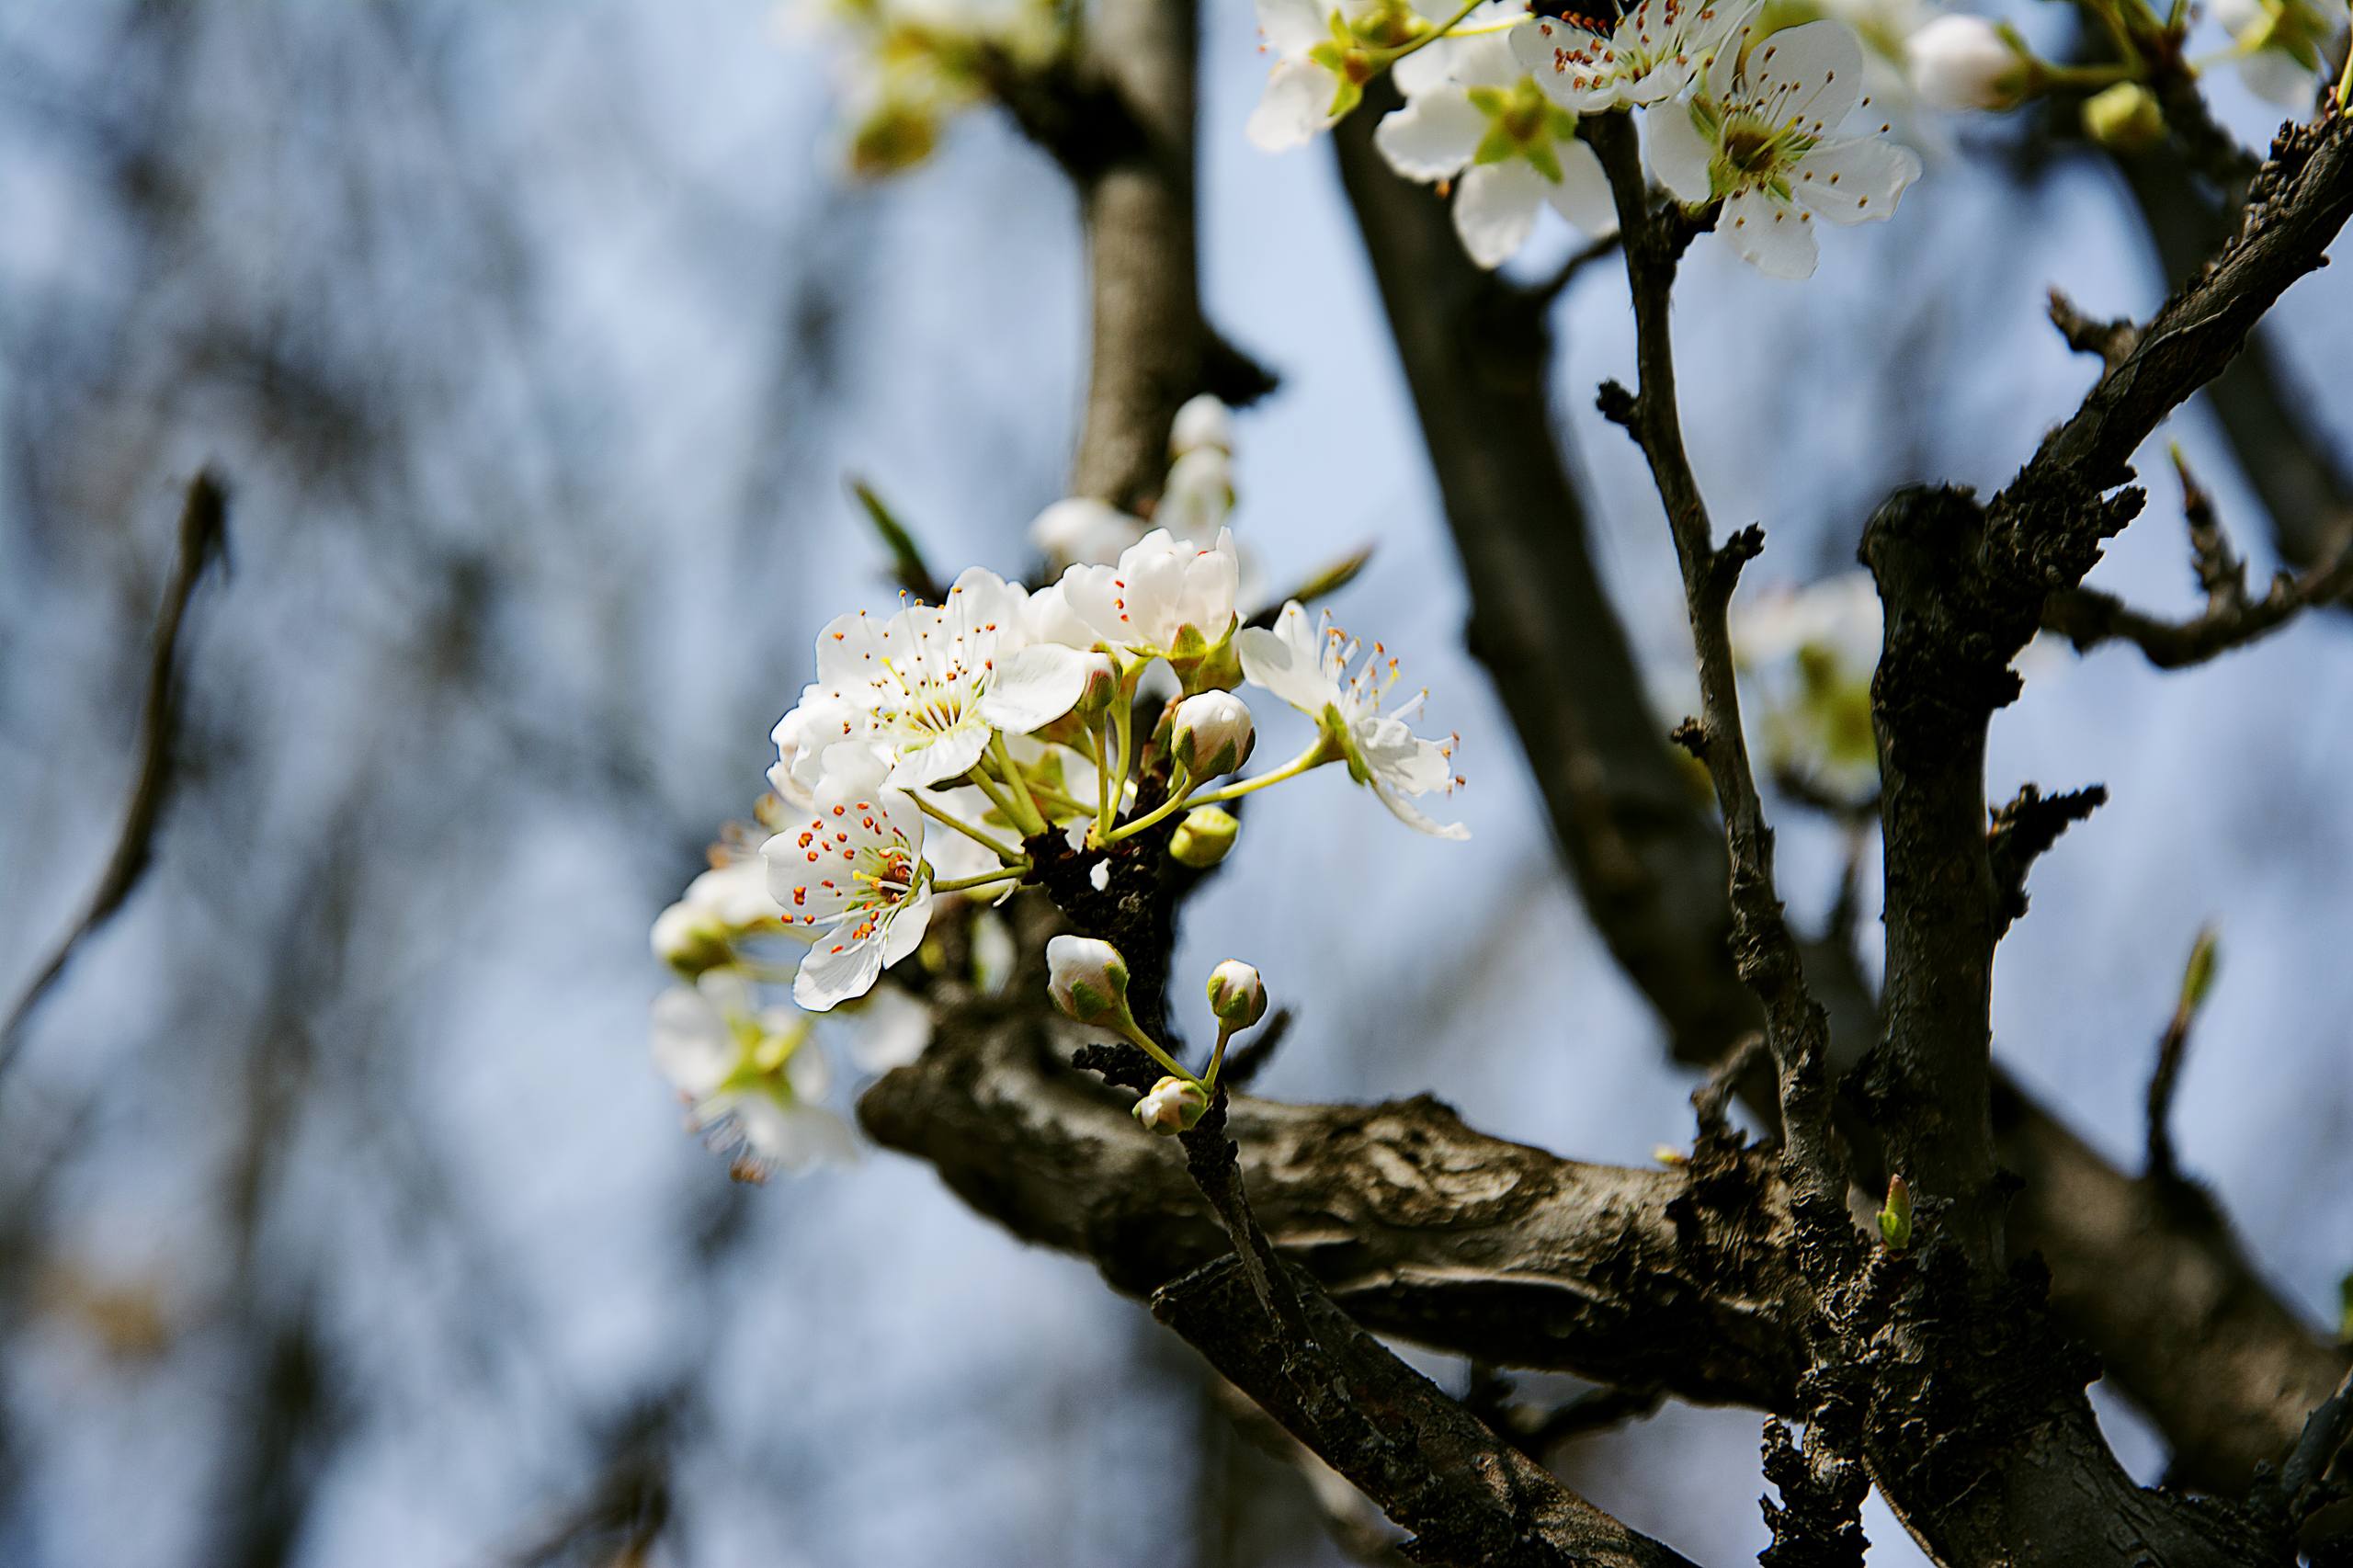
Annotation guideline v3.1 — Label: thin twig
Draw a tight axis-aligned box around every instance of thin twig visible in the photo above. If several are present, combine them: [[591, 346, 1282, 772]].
[[1, 470, 230, 1080], [2043, 537, 2353, 667]]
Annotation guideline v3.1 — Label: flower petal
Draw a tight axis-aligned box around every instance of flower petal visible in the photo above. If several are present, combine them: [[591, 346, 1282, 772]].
[[650, 986, 733, 1097], [1369, 775, 1471, 839], [1238, 602, 1342, 714], [794, 930, 886, 1011], [1746, 19, 1865, 133], [1647, 97, 1717, 205], [1721, 187, 1820, 278], [880, 882, 934, 967], [884, 722, 991, 789], [849, 986, 934, 1074], [1790, 134, 1920, 225], [1373, 89, 1487, 181], [1248, 57, 1341, 151], [1542, 136, 1620, 236], [1453, 160, 1545, 268], [980, 643, 1089, 733]]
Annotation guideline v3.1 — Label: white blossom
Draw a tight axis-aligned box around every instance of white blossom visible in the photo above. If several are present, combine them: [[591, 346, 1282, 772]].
[[762, 783, 936, 1010], [846, 984, 934, 1074], [652, 856, 786, 973], [1648, 18, 1923, 278], [1511, 0, 1756, 112], [1237, 601, 1467, 839], [795, 565, 1090, 790], [1904, 14, 2028, 109], [1031, 496, 1146, 570], [2214, 0, 2339, 106], [1158, 446, 1235, 550], [1057, 528, 1242, 668], [1249, 0, 1453, 151], [1170, 394, 1233, 457], [1374, 16, 1619, 268], [1730, 572, 1881, 794], [650, 975, 857, 1176]]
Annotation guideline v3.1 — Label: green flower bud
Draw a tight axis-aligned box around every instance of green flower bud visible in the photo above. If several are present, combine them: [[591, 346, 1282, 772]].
[[1169, 806, 1240, 869], [1133, 1074, 1210, 1134], [1046, 935, 1132, 1027], [1206, 960, 1267, 1030], [1172, 690, 1256, 780], [2083, 83, 2165, 153]]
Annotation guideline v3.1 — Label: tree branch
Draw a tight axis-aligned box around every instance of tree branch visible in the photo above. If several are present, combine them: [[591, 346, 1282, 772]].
[[1, 469, 230, 1080]]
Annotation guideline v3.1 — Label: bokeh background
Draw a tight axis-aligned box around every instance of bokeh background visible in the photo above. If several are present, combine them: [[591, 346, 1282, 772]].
[[3, 3, 2349, 1564]]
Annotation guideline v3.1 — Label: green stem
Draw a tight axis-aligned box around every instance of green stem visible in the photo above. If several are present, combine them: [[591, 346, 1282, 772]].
[[1385, 0, 1484, 65], [987, 733, 1049, 837], [1181, 739, 1332, 808], [1120, 1020, 1197, 1085], [933, 865, 1029, 895], [1204, 1023, 1236, 1090], [1094, 718, 1116, 840], [1104, 767, 1197, 844], [2336, 36, 2351, 112], [912, 790, 1025, 863], [965, 767, 1039, 842]]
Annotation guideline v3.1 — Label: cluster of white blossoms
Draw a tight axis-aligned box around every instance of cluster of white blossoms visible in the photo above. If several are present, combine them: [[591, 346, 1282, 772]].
[[650, 407, 1466, 1169], [1032, 395, 1238, 571], [1252, 0, 1922, 278]]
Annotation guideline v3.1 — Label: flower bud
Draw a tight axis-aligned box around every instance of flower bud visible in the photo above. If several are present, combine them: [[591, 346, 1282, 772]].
[[1878, 1174, 1914, 1252], [2082, 82, 2164, 153], [652, 902, 733, 977], [1047, 935, 1132, 1026], [1905, 16, 2030, 111], [1207, 960, 1267, 1029], [1073, 650, 1121, 717], [1170, 393, 1233, 457], [1132, 1074, 1210, 1134], [1171, 690, 1256, 779], [1169, 806, 1240, 868], [2177, 926, 2221, 1014]]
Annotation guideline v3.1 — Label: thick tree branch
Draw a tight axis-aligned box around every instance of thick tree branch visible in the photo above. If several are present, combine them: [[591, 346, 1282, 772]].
[[1332, 79, 2348, 1493], [1155, 1256, 1702, 1568], [2, 469, 230, 1080], [858, 1001, 1806, 1410]]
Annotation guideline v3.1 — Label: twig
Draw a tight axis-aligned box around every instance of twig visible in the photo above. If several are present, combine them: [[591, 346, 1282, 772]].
[[1586, 108, 1847, 1228], [2144, 926, 2217, 1187], [1693, 1031, 1767, 1140], [2047, 288, 2142, 375], [1522, 230, 1623, 305], [1986, 783, 2109, 940], [2042, 537, 2353, 667], [1, 470, 230, 1080]]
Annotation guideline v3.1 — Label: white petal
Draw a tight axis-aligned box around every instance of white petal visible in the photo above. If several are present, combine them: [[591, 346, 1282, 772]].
[[650, 987, 733, 1097], [980, 643, 1089, 733], [1453, 160, 1545, 268], [1790, 134, 1919, 225], [1031, 497, 1141, 565], [1542, 137, 1620, 236], [1647, 98, 1718, 205], [1248, 58, 1342, 152], [794, 931, 886, 1011], [849, 987, 934, 1074], [883, 723, 991, 789], [735, 1098, 859, 1172], [1721, 187, 1820, 278], [1238, 603, 1341, 714], [880, 882, 935, 967], [1514, 17, 1616, 110], [1256, 0, 1327, 54], [2239, 47, 2318, 105], [1373, 90, 1487, 181], [1369, 775, 1471, 839], [1746, 19, 1865, 132], [1354, 714, 1453, 795]]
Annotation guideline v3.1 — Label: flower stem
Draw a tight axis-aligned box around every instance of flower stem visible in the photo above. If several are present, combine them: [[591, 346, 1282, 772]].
[[1103, 767, 1196, 844], [1204, 1023, 1236, 1090], [1120, 1021, 1197, 1085], [1386, 0, 1487, 65], [986, 733, 1050, 837], [2336, 38, 2351, 112], [932, 864, 1029, 895], [964, 767, 1038, 842], [912, 791, 1025, 863], [1180, 740, 1330, 808], [1094, 719, 1116, 840]]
